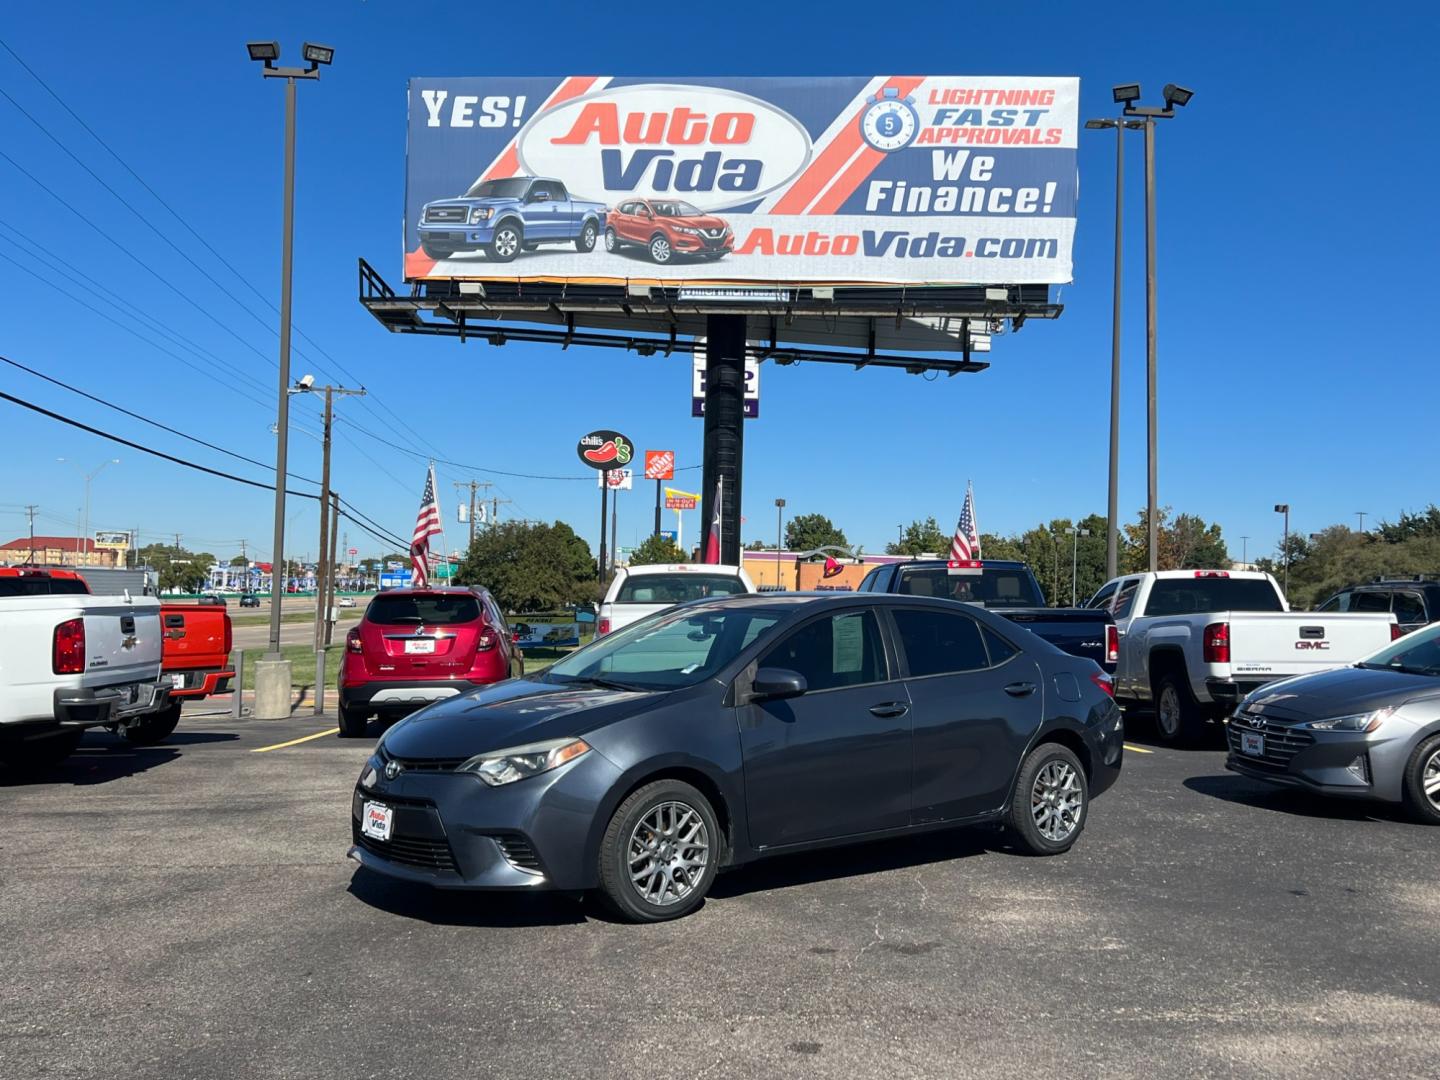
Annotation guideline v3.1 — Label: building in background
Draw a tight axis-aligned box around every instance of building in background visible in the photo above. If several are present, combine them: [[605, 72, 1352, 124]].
[[0, 535, 123, 568]]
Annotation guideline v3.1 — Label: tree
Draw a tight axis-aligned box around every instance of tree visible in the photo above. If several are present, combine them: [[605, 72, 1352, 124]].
[[631, 534, 687, 566], [229, 555, 249, 567], [785, 513, 847, 553], [1375, 505, 1440, 544], [453, 521, 595, 612], [1121, 507, 1229, 573], [886, 516, 949, 556], [744, 539, 769, 551]]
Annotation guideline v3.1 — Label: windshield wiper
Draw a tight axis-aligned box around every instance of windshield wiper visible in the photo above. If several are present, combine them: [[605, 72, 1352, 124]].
[[550, 675, 646, 692]]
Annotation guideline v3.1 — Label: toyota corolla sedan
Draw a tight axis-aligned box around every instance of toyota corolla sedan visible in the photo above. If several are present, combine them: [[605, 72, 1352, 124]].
[[349, 592, 1122, 922], [1227, 621, 1440, 823]]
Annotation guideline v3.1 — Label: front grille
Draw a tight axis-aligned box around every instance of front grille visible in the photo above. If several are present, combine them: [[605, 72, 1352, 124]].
[[425, 205, 469, 223], [353, 822, 458, 872], [493, 834, 543, 875], [379, 748, 465, 773], [1228, 715, 1314, 772]]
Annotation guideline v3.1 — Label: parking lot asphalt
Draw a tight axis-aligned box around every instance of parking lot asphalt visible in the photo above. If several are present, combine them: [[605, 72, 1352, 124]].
[[3, 708, 1438, 1080]]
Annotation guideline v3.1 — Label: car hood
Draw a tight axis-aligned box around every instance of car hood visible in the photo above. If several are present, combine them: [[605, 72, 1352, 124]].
[[426, 196, 521, 209], [676, 215, 728, 230], [379, 677, 655, 759], [1244, 665, 1440, 719]]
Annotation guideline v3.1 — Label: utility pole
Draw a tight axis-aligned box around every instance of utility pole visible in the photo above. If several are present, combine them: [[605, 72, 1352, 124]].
[[453, 480, 494, 551], [490, 496, 513, 526], [324, 490, 340, 645], [1274, 504, 1291, 597], [1356, 511, 1367, 534], [1239, 535, 1249, 565], [775, 498, 786, 589]]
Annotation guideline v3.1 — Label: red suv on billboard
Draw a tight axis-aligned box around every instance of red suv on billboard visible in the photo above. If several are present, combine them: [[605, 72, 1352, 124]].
[[604, 199, 733, 264], [338, 587, 522, 738]]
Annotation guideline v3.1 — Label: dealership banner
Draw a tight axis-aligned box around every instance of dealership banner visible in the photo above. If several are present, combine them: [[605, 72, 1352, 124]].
[[405, 76, 1078, 286]]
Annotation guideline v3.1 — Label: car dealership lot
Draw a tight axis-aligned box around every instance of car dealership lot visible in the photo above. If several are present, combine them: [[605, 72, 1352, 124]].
[[3, 710, 1437, 1080]]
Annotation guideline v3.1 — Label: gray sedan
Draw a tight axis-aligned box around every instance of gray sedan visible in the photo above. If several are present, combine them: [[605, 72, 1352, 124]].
[[1226, 622, 1440, 822]]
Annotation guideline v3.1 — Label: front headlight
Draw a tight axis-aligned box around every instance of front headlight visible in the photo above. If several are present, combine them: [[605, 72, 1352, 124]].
[[456, 737, 590, 786], [1305, 707, 1394, 732], [676, 226, 700, 235], [470, 207, 494, 223]]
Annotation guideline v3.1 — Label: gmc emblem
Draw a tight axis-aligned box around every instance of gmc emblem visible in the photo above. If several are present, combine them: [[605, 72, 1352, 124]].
[[1295, 640, 1330, 650]]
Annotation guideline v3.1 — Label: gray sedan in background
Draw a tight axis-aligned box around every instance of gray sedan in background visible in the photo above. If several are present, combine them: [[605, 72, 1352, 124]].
[[1227, 622, 1440, 822]]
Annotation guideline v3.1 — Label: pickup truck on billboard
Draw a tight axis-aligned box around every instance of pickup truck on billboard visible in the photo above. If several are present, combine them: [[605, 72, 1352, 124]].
[[417, 176, 607, 263]]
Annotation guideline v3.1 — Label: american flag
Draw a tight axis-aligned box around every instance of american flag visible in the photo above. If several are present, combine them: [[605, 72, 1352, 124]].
[[410, 465, 443, 586], [948, 482, 981, 567], [703, 478, 722, 564]]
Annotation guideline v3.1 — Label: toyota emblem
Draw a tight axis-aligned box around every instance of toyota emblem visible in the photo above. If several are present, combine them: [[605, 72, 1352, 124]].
[[384, 759, 403, 781]]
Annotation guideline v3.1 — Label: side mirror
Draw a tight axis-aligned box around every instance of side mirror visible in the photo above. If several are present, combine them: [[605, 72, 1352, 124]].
[[750, 667, 807, 702], [529, 189, 550, 202]]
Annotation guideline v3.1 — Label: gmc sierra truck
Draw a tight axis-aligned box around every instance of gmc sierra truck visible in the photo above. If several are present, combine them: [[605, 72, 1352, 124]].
[[0, 567, 171, 769], [1088, 569, 1399, 742], [858, 559, 1119, 673], [418, 176, 607, 263]]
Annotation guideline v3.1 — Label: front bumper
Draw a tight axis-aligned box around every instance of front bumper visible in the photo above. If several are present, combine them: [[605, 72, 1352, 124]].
[[347, 747, 624, 891], [1224, 714, 1410, 803], [53, 678, 169, 729], [418, 222, 496, 249], [671, 231, 733, 254], [339, 678, 497, 715]]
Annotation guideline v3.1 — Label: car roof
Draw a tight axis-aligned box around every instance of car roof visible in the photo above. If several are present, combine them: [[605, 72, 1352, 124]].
[[370, 586, 487, 596], [887, 559, 1028, 571], [620, 564, 744, 577]]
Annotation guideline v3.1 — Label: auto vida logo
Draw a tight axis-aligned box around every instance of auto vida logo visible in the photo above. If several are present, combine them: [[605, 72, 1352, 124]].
[[516, 83, 813, 212]]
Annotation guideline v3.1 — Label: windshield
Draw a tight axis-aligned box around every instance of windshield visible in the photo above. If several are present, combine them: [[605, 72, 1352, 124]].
[[366, 594, 480, 625], [896, 567, 1044, 607], [614, 573, 748, 605], [462, 178, 531, 200], [652, 200, 704, 217], [544, 604, 782, 691], [1143, 577, 1284, 615], [1359, 623, 1440, 675]]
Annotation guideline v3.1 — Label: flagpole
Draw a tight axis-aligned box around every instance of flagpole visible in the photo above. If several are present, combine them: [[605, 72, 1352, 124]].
[[431, 462, 448, 583]]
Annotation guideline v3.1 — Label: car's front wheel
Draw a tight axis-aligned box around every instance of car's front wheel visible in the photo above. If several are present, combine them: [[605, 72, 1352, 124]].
[[1006, 742, 1089, 855], [576, 221, 598, 253], [597, 779, 719, 922], [648, 234, 673, 264], [488, 221, 523, 263], [604, 226, 619, 252], [1401, 733, 1440, 825], [121, 701, 181, 745], [338, 706, 370, 739]]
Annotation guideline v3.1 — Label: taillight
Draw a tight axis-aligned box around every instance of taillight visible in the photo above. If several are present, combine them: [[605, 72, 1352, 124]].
[[1105, 624, 1119, 664], [597, 618, 611, 636], [346, 628, 363, 653], [477, 627, 499, 652], [1090, 671, 1115, 698], [222, 615, 233, 655], [53, 617, 85, 674], [1391, 623, 1404, 640], [1202, 621, 1231, 664]]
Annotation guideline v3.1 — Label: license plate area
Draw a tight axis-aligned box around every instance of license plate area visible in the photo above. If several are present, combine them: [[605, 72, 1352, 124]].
[[361, 801, 393, 841], [1241, 731, 1265, 757], [404, 639, 435, 655]]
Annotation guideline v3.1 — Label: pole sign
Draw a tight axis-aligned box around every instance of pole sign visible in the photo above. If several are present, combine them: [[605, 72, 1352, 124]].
[[644, 450, 675, 480], [576, 430, 634, 469], [692, 345, 760, 418], [596, 468, 634, 490], [660, 530, 678, 544], [404, 77, 1078, 285], [93, 530, 131, 549], [664, 487, 699, 510]]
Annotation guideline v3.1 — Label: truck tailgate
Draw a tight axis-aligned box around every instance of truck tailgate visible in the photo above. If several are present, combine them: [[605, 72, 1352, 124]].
[[995, 608, 1115, 672], [1228, 612, 1395, 679], [81, 599, 164, 685]]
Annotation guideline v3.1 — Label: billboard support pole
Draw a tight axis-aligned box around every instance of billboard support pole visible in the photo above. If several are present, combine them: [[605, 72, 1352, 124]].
[[598, 473, 608, 582], [654, 480, 661, 541], [610, 484, 619, 574], [701, 315, 745, 567]]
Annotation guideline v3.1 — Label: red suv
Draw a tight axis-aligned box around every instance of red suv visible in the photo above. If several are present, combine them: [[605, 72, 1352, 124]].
[[338, 587, 522, 738], [604, 198, 733, 264]]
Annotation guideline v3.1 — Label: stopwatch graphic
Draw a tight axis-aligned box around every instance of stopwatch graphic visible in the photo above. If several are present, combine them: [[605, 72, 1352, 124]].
[[858, 87, 920, 153]]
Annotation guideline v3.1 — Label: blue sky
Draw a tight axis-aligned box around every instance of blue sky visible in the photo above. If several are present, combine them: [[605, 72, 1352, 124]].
[[1, 2, 1436, 567]]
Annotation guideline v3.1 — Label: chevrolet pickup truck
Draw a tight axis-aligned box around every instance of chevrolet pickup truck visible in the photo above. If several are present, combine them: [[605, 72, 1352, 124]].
[[858, 559, 1119, 674], [418, 176, 606, 263], [0, 567, 171, 768], [1088, 569, 1400, 743]]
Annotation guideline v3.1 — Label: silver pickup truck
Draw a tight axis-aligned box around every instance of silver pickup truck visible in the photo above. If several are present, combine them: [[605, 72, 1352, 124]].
[[0, 567, 170, 769]]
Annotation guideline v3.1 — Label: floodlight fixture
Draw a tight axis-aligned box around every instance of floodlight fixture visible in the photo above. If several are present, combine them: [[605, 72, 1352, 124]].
[[1112, 84, 1141, 104], [247, 41, 279, 64], [1085, 118, 1114, 130], [302, 42, 335, 67], [1163, 83, 1194, 108]]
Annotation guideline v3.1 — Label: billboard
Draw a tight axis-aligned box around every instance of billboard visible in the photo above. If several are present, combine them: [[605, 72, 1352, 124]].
[[93, 530, 131, 549], [596, 469, 634, 490], [405, 76, 1078, 286]]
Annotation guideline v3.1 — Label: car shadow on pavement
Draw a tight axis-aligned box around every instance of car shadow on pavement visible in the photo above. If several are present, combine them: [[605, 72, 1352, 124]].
[[1183, 773, 1416, 825], [709, 827, 1000, 901], [1120, 709, 1227, 751], [346, 866, 588, 927], [0, 731, 239, 788]]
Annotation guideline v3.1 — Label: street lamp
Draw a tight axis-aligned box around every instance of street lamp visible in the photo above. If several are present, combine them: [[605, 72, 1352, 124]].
[[1117, 82, 1194, 571], [1355, 511, 1367, 534], [1239, 535, 1250, 564], [248, 39, 334, 717], [1274, 504, 1290, 596], [775, 499, 786, 589], [1064, 526, 1091, 607], [57, 457, 119, 565]]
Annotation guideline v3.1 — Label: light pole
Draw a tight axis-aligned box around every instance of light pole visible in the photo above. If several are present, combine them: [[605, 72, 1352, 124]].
[[1240, 535, 1250, 564], [1065, 526, 1091, 606], [1117, 83, 1194, 571], [247, 39, 333, 718], [1274, 504, 1290, 596], [58, 457, 119, 565], [775, 499, 786, 589], [1356, 511, 1367, 534]]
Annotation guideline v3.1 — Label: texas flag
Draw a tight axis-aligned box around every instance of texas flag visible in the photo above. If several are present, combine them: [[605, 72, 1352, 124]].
[[704, 479, 722, 564]]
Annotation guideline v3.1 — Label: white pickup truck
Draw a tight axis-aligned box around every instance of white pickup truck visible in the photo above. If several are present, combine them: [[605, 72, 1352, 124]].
[[1087, 569, 1398, 742], [0, 567, 170, 769]]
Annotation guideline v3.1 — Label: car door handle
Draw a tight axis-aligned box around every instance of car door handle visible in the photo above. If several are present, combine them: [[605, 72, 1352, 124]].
[[1004, 682, 1037, 697], [869, 702, 909, 718]]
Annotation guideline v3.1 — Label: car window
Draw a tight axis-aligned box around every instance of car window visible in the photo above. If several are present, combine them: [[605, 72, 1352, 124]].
[[0, 576, 90, 596], [1393, 592, 1426, 624], [1142, 577, 1284, 616], [761, 610, 887, 692], [896, 566, 1043, 607], [1350, 591, 1391, 613], [532, 180, 564, 200], [857, 566, 883, 593], [983, 626, 1020, 665], [1111, 579, 1141, 619], [892, 608, 990, 676], [615, 573, 747, 604], [366, 594, 480, 625], [1316, 593, 1346, 613], [1087, 581, 1118, 610]]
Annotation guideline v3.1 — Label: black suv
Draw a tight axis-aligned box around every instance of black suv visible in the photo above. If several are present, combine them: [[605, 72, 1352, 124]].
[[1316, 577, 1440, 635]]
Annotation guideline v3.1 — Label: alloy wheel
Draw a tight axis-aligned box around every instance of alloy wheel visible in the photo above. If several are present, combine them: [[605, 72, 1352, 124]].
[[605, 228, 617, 252], [495, 228, 519, 259], [1424, 748, 1440, 811], [627, 800, 710, 906], [1157, 685, 1181, 738], [650, 237, 672, 263], [1031, 760, 1083, 842]]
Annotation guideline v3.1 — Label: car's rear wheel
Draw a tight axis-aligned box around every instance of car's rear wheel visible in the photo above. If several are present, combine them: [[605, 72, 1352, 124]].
[[648, 234, 673, 264], [0, 729, 84, 770], [121, 701, 181, 745], [421, 242, 454, 260], [1006, 742, 1088, 855], [597, 779, 719, 922], [604, 226, 620, 252], [1401, 734, 1440, 825], [1154, 672, 1201, 744], [338, 706, 370, 739], [576, 221, 598, 252], [488, 221, 522, 262]]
